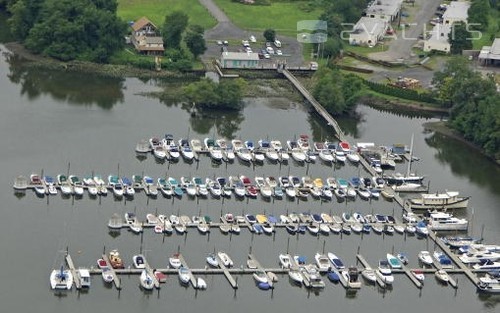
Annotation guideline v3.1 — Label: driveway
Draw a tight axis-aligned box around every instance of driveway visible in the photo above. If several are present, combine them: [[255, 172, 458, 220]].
[[369, 0, 443, 62], [199, 0, 305, 66]]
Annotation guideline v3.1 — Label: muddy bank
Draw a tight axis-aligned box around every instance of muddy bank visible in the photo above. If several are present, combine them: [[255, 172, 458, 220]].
[[423, 121, 499, 165], [3, 42, 203, 80]]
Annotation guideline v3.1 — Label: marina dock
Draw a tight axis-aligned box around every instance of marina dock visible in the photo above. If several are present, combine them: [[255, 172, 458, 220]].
[[65, 253, 82, 290], [356, 254, 385, 288], [101, 254, 121, 290], [143, 256, 160, 289], [177, 253, 198, 289], [247, 254, 274, 288], [215, 253, 238, 289]]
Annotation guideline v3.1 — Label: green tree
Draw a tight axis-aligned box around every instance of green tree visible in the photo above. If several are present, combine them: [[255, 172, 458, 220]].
[[216, 78, 246, 109], [19, 0, 125, 62], [321, 37, 343, 59], [184, 24, 206, 58], [7, 0, 44, 40], [263, 28, 276, 42], [449, 22, 473, 54], [468, 0, 491, 30], [162, 11, 189, 49]]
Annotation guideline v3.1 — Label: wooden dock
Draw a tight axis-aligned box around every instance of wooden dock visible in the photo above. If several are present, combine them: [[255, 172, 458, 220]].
[[177, 253, 198, 289], [65, 253, 82, 290], [143, 256, 160, 289], [248, 254, 273, 288], [101, 254, 121, 290], [215, 253, 238, 289], [400, 263, 423, 289], [356, 254, 385, 288], [281, 69, 345, 140]]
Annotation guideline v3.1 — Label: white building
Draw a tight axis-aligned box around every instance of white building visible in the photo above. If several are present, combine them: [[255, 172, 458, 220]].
[[423, 24, 452, 53], [219, 52, 260, 69], [349, 17, 388, 46], [364, 0, 403, 22], [442, 1, 470, 25], [478, 38, 500, 66]]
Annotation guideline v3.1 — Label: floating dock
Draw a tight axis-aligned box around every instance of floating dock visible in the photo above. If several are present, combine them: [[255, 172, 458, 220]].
[[101, 254, 121, 290], [143, 256, 160, 289], [177, 253, 198, 289], [356, 254, 385, 288], [247, 254, 273, 288], [215, 253, 238, 289], [65, 253, 82, 290]]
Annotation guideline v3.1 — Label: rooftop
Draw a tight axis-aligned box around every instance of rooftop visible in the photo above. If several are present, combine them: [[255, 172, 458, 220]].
[[221, 52, 260, 61], [425, 24, 452, 44], [352, 17, 387, 36], [442, 1, 470, 22], [478, 38, 500, 60], [365, 0, 403, 17]]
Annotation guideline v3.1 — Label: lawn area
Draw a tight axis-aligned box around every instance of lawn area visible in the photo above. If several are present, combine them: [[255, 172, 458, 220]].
[[472, 11, 499, 50], [212, 0, 322, 36], [117, 0, 217, 29]]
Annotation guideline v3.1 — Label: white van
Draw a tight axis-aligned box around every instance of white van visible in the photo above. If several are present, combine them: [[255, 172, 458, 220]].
[[274, 39, 282, 48], [310, 62, 318, 70]]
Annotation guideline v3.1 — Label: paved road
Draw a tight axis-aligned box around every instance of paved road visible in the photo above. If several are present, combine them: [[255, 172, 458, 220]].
[[369, 0, 442, 62], [199, 0, 305, 66]]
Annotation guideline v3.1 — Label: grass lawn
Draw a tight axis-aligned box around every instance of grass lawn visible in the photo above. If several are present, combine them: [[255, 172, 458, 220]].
[[212, 0, 322, 36], [117, 0, 217, 29], [343, 43, 388, 56], [472, 11, 500, 50]]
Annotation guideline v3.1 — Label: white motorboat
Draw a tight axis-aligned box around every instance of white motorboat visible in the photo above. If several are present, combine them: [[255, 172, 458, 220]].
[[78, 269, 91, 288], [418, 251, 434, 266], [133, 254, 146, 269], [253, 270, 269, 284], [473, 260, 500, 270], [178, 138, 195, 161], [334, 150, 347, 162], [190, 139, 203, 153], [279, 254, 292, 268], [153, 145, 167, 159], [196, 277, 207, 290], [415, 221, 429, 236], [403, 212, 419, 223], [426, 211, 468, 231], [217, 251, 234, 267], [478, 274, 500, 294], [140, 270, 155, 290], [206, 178, 222, 198], [411, 269, 425, 282], [178, 267, 190, 285], [208, 145, 223, 162], [406, 224, 416, 234], [346, 151, 360, 163], [405, 191, 469, 211], [288, 270, 303, 285], [82, 176, 98, 196], [435, 269, 450, 283], [58, 174, 73, 195], [290, 147, 307, 162], [342, 267, 362, 289], [315, 253, 331, 271], [43, 176, 58, 195], [362, 268, 377, 283], [50, 266, 73, 290], [101, 266, 114, 283], [301, 264, 325, 289], [206, 253, 219, 267], [69, 175, 84, 196], [387, 253, 402, 269], [169, 254, 182, 269], [376, 260, 394, 285], [327, 253, 345, 270]]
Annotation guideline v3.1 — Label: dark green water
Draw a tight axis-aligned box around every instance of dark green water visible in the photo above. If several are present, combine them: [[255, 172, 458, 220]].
[[0, 38, 499, 313]]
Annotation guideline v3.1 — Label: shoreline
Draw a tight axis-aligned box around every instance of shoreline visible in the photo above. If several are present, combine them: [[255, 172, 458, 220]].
[[422, 121, 499, 165]]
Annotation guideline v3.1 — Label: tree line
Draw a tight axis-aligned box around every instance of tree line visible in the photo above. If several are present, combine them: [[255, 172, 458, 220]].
[[2, 1, 206, 64]]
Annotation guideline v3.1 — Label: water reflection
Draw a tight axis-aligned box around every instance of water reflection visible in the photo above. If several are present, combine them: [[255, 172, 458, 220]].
[[6, 54, 125, 109], [425, 132, 500, 194], [189, 108, 244, 139]]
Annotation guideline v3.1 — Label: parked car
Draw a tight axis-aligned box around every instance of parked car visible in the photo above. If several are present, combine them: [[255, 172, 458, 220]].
[[249, 35, 256, 43], [242, 40, 250, 47], [274, 39, 282, 48], [265, 42, 271, 47], [216, 40, 223, 46], [223, 40, 229, 46], [266, 46, 274, 54], [276, 49, 282, 56]]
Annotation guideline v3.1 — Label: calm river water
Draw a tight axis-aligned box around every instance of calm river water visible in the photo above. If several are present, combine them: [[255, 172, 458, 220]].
[[0, 40, 499, 312]]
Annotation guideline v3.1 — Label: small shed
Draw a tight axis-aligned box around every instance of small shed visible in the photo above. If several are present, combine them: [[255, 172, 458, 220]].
[[220, 52, 260, 69], [478, 38, 500, 66]]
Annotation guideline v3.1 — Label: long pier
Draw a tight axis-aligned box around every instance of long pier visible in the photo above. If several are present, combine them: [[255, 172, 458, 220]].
[[248, 254, 274, 288], [65, 253, 82, 290], [143, 256, 160, 289], [177, 253, 198, 289], [281, 69, 345, 140], [356, 254, 386, 288], [101, 254, 121, 290], [215, 253, 238, 289]]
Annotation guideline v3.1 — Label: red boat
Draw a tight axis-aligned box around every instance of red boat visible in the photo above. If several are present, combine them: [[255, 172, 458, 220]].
[[154, 271, 167, 283], [97, 259, 107, 269], [339, 141, 351, 152]]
